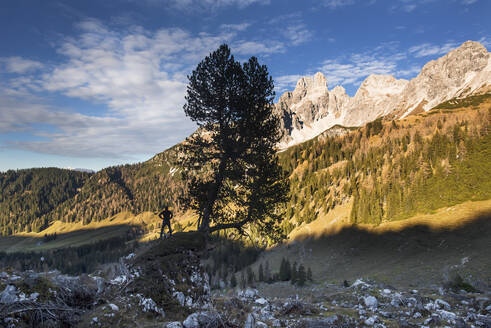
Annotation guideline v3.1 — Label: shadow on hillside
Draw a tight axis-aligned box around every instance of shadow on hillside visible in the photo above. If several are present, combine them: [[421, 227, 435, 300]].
[[0, 224, 143, 253], [271, 211, 491, 287], [296, 210, 491, 250], [0, 224, 145, 275]]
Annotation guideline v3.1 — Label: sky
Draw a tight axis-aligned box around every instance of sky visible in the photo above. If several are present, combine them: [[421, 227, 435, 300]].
[[0, 0, 489, 172]]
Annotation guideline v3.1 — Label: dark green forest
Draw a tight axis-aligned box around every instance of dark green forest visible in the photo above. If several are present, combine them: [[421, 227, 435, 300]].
[[0, 168, 90, 235]]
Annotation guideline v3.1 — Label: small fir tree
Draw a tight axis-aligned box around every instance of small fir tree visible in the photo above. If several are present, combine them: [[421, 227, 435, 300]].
[[258, 263, 264, 282]]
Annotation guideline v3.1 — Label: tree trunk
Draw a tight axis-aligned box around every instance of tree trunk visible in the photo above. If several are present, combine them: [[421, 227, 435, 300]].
[[199, 159, 227, 232]]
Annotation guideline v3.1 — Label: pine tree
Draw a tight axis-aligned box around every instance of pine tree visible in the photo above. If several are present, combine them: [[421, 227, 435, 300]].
[[258, 263, 264, 282], [180, 44, 289, 242], [247, 266, 255, 286], [240, 271, 246, 289], [230, 274, 237, 288], [297, 264, 306, 286], [279, 258, 287, 281], [285, 259, 292, 281], [307, 267, 313, 282], [291, 262, 298, 285], [264, 260, 271, 283]]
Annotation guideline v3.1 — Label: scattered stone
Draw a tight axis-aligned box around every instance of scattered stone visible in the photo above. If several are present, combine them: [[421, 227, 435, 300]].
[[239, 288, 259, 299], [364, 295, 378, 309], [0, 285, 18, 304], [435, 298, 451, 310], [108, 303, 119, 311], [173, 291, 186, 306], [245, 313, 256, 328], [364, 315, 378, 326], [183, 312, 220, 328]]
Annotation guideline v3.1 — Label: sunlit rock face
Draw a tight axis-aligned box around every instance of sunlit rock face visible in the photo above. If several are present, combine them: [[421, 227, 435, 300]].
[[274, 41, 490, 148]]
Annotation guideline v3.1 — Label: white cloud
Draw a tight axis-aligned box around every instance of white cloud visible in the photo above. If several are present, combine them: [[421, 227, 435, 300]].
[[478, 37, 491, 49], [323, 0, 355, 9], [158, 0, 270, 10], [408, 41, 458, 57], [389, 0, 438, 13], [321, 55, 397, 87], [397, 65, 422, 77], [461, 0, 478, 4], [1, 19, 298, 159], [1, 20, 237, 158], [274, 74, 304, 94], [220, 22, 251, 31], [1, 57, 43, 74], [232, 40, 285, 55], [283, 24, 313, 46], [274, 42, 421, 94]]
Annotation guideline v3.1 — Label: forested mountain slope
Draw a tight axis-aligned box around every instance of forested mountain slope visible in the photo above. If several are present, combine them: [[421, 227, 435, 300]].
[[0, 168, 90, 235], [0, 147, 185, 235], [278, 93, 491, 233]]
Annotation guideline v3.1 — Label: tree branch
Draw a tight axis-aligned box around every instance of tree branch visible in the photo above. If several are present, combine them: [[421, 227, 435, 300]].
[[208, 217, 251, 234]]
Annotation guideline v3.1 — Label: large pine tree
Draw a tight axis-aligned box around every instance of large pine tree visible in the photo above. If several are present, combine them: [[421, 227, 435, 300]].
[[180, 44, 288, 242]]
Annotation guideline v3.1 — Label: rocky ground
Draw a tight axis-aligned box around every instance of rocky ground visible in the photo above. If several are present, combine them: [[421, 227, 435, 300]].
[[0, 232, 490, 327]]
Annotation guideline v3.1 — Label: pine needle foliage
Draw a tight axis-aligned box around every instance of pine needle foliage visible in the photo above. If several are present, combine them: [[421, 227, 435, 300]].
[[179, 44, 289, 242]]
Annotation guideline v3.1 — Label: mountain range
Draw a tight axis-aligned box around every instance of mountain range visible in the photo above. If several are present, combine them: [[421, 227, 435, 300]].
[[274, 40, 491, 147], [0, 40, 490, 238]]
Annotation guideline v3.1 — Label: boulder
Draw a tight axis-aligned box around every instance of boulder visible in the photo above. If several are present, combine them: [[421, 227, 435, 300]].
[[0, 285, 18, 304]]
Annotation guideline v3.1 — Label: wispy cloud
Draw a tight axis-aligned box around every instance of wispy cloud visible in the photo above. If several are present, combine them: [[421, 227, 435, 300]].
[[322, 0, 356, 9], [152, 0, 271, 11], [232, 40, 285, 55], [1, 20, 236, 158], [1, 18, 298, 158], [408, 41, 458, 57], [274, 42, 427, 94], [389, 0, 437, 13], [321, 54, 399, 87], [0, 57, 43, 74], [478, 36, 491, 49], [274, 74, 304, 93], [283, 24, 313, 46], [220, 22, 251, 31]]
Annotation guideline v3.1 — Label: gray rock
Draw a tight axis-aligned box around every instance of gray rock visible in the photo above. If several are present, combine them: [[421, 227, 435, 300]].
[[0, 285, 18, 304], [455, 318, 467, 328], [244, 313, 256, 328], [435, 298, 451, 310], [364, 315, 378, 326], [183, 312, 219, 328], [173, 292, 185, 306], [325, 315, 338, 324], [364, 296, 378, 309], [165, 322, 183, 328], [182, 313, 200, 328]]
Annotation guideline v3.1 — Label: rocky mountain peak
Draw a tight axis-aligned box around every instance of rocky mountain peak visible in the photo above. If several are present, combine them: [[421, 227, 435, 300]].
[[294, 72, 327, 92], [354, 74, 408, 99], [397, 40, 490, 117], [275, 40, 490, 148]]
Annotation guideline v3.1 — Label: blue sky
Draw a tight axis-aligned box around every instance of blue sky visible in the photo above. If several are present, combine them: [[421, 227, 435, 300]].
[[0, 0, 489, 172]]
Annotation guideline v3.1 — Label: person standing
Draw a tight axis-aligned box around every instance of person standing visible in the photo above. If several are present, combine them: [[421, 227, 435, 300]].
[[159, 206, 173, 238]]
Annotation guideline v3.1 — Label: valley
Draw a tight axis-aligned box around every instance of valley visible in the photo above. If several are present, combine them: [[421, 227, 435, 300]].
[[0, 41, 490, 327]]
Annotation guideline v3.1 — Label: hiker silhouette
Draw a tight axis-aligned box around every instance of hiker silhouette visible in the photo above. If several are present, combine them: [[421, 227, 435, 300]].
[[159, 206, 173, 238]]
